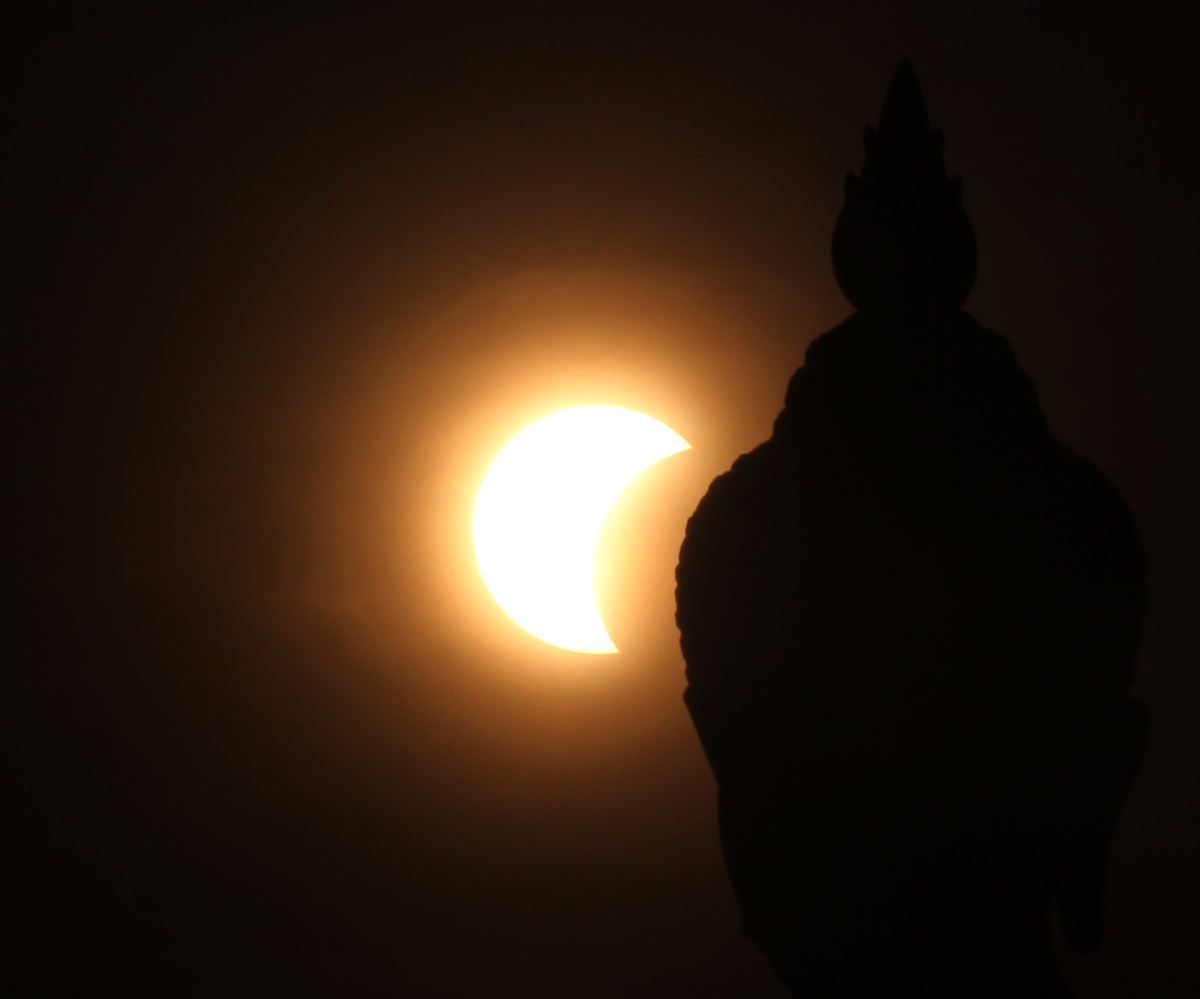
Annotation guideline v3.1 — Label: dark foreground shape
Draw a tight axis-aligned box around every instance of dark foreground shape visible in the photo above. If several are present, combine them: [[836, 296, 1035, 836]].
[[676, 62, 1149, 998]]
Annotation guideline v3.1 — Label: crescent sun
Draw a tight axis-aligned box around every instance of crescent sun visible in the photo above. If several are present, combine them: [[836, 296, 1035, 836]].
[[473, 405, 691, 654]]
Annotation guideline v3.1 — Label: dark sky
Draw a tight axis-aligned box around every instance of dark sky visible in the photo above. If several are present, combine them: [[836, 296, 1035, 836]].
[[7, 2, 1197, 996]]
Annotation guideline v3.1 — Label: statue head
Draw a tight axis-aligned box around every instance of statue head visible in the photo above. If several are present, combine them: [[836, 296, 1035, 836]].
[[679, 62, 1149, 996]]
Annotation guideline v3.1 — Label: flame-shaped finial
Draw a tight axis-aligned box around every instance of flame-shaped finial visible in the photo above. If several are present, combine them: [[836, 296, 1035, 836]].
[[876, 59, 931, 136], [831, 61, 977, 315]]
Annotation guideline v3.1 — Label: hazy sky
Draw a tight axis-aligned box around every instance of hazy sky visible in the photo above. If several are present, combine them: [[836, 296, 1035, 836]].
[[9, 3, 1197, 995]]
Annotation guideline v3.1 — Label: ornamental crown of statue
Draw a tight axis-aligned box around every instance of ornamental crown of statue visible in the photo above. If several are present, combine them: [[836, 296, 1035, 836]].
[[832, 58, 977, 316]]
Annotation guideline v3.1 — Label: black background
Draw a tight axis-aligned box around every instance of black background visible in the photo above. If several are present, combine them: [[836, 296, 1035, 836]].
[[7, 2, 1197, 995]]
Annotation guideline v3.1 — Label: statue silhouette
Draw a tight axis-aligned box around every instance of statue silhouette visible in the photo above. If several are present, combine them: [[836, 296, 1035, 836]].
[[676, 62, 1149, 998]]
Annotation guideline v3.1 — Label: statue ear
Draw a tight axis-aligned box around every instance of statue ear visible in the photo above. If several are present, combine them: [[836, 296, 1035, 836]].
[[1057, 697, 1149, 953]]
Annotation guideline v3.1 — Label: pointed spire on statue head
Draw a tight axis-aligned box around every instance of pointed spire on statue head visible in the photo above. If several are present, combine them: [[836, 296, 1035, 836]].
[[832, 61, 977, 316], [877, 59, 931, 136]]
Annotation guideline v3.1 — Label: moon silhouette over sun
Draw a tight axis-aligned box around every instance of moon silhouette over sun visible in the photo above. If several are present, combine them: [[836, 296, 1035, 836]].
[[474, 405, 691, 654]]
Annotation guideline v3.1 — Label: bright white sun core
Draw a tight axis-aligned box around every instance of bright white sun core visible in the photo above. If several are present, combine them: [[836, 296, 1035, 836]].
[[473, 405, 690, 654]]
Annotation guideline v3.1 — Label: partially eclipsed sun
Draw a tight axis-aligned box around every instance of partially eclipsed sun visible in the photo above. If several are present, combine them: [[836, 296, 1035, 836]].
[[474, 406, 690, 654]]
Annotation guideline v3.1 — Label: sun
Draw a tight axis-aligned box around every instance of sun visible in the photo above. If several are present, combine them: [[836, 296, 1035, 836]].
[[473, 406, 690, 654]]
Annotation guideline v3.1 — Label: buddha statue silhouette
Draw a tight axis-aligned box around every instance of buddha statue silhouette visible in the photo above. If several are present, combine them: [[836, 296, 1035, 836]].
[[676, 62, 1149, 997]]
